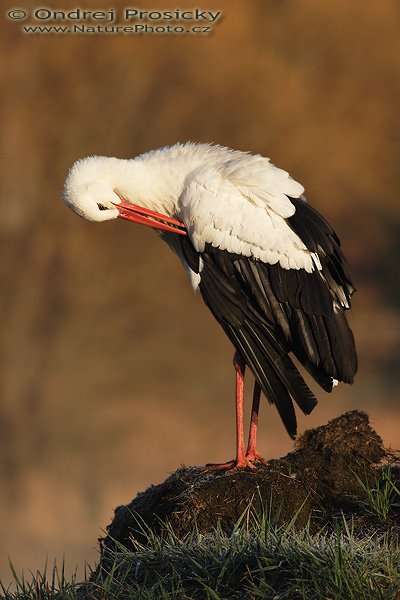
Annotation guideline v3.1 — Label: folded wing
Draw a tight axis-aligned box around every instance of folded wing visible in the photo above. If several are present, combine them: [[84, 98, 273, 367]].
[[178, 159, 357, 437]]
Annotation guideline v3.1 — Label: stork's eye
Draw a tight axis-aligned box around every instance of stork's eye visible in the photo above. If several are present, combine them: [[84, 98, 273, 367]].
[[97, 203, 108, 211]]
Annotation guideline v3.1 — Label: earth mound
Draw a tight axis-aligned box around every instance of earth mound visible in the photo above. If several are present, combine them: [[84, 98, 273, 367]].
[[99, 411, 399, 561]]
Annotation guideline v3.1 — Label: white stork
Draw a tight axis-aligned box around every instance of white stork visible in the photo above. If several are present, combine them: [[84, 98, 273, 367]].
[[63, 142, 357, 469]]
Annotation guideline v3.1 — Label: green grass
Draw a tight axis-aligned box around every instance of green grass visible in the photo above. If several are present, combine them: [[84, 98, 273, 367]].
[[355, 466, 400, 522], [0, 560, 80, 600], [1, 508, 400, 600], [2, 469, 399, 600]]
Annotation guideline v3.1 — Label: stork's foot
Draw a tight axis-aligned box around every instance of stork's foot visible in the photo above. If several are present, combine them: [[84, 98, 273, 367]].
[[204, 453, 266, 471], [205, 458, 256, 471], [245, 450, 268, 465]]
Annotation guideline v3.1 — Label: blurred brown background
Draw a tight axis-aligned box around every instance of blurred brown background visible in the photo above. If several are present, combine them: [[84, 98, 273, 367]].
[[1, 0, 399, 585]]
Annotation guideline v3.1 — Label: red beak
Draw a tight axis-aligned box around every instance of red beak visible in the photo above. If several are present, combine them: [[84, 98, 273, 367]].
[[115, 199, 187, 236]]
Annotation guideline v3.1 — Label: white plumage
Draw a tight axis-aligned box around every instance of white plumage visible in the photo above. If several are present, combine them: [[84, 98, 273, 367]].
[[64, 143, 320, 280], [179, 163, 321, 273]]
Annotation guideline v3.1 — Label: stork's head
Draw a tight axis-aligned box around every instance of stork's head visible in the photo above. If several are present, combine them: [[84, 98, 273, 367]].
[[63, 156, 122, 222], [63, 155, 187, 235]]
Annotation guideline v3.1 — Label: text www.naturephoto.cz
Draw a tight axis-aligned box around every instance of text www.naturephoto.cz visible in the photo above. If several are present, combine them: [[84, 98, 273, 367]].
[[22, 23, 215, 34]]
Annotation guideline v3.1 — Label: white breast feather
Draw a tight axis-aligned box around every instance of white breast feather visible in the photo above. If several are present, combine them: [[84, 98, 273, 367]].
[[178, 156, 321, 273]]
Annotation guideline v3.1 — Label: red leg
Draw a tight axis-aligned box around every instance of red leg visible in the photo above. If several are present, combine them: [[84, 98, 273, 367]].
[[233, 350, 246, 467], [206, 351, 256, 470], [245, 381, 267, 464]]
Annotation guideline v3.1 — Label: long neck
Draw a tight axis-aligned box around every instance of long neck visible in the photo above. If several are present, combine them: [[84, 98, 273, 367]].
[[112, 144, 209, 216]]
